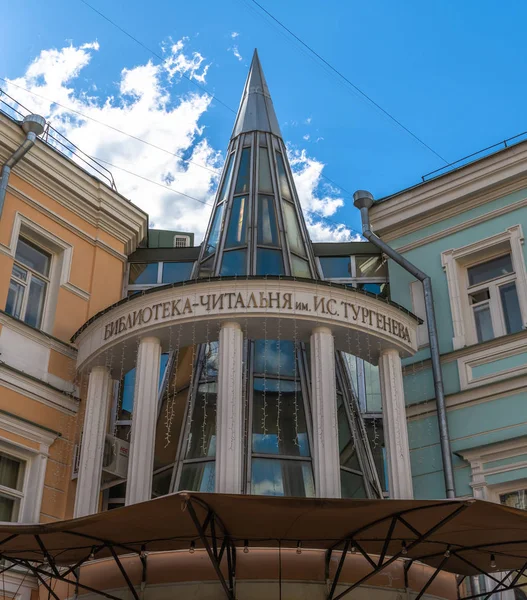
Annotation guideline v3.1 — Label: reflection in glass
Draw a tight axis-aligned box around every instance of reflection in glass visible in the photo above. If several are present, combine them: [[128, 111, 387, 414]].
[[258, 147, 273, 193], [185, 383, 217, 459], [256, 248, 284, 275], [251, 458, 314, 497], [356, 255, 387, 278], [129, 263, 158, 284], [235, 147, 251, 194], [364, 419, 387, 492], [254, 340, 296, 376], [25, 277, 46, 328], [257, 195, 279, 246], [6, 280, 24, 320], [291, 255, 311, 278], [162, 262, 193, 284], [152, 469, 172, 497], [320, 256, 351, 279], [500, 282, 522, 334], [219, 153, 235, 203], [275, 152, 291, 200], [205, 204, 224, 256], [364, 362, 382, 413], [474, 305, 494, 342], [16, 239, 50, 276], [283, 202, 306, 257], [0, 496, 15, 521], [468, 254, 513, 286], [201, 342, 219, 378], [252, 379, 309, 457], [198, 257, 214, 278], [225, 196, 247, 247], [0, 454, 23, 490], [119, 354, 169, 419], [179, 461, 215, 492], [337, 393, 361, 471], [341, 470, 367, 498], [220, 250, 246, 276], [358, 283, 383, 295]]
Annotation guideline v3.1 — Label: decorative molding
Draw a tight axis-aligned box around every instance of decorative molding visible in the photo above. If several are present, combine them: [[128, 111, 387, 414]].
[[0, 364, 79, 415], [441, 225, 527, 350], [0, 311, 77, 359], [370, 139, 527, 238], [0, 411, 59, 454]]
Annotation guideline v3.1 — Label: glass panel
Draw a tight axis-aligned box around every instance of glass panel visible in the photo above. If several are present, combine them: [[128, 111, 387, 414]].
[[500, 489, 527, 510], [179, 461, 215, 492], [474, 304, 494, 342], [356, 255, 387, 278], [219, 153, 235, 203], [357, 282, 383, 295], [0, 495, 15, 521], [11, 264, 27, 282], [119, 355, 169, 419], [16, 239, 50, 276], [201, 342, 219, 378], [275, 152, 291, 200], [341, 470, 367, 499], [283, 202, 306, 257], [257, 195, 279, 246], [256, 249, 284, 276], [25, 276, 46, 328], [198, 256, 214, 279], [500, 282, 523, 334], [258, 147, 273, 193], [204, 204, 224, 256], [185, 383, 217, 459], [364, 362, 382, 412], [254, 340, 296, 376], [251, 458, 315, 497], [468, 254, 513, 286], [0, 454, 22, 490], [225, 196, 247, 247], [364, 419, 387, 492], [6, 279, 25, 320], [320, 256, 351, 279], [152, 469, 172, 498], [337, 394, 361, 471], [220, 250, 246, 276], [234, 147, 251, 194], [161, 262, 193, 284], [469, 289, 491, 304], [252, 378, 309, 456], [291, 255, 311, 278], [129, 263, 158, 284]]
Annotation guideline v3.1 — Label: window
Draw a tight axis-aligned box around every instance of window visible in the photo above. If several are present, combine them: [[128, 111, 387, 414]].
[[500, 489, 527, 510], [318, 255, 389, 297], [6, 238, 51, 329], [442, 226, 527, 349], [467, 254, 522, 343], [225, 196, 247, 248], [173, 235, 190, 248], [127, 261, 194, 293], [0, 452, 25, 522]]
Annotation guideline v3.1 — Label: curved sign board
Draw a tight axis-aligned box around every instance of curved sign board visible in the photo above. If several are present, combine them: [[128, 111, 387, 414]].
[[74, 278, 419, 372]]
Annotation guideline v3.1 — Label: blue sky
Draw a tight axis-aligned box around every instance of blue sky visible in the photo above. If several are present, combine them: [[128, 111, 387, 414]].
[[2, 0, 527, 240]]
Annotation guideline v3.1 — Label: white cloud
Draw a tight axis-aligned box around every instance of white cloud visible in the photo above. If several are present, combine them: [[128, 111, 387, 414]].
[[231, 32, 239, 38], [287, 147, 357, 242], [305, 117, 312, 125], [303, 134, 310, 141], [5, 39, 219, 240], [228, 45, 243, 61], [4, 39, 353, 244]]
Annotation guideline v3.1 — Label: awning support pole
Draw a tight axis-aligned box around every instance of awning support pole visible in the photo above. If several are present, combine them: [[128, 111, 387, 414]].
[[186, 499, 235, 600], [327, 540, 351, 600], [414, 554, 450, 600], [108, 544, 141, 600], [34, 535, 60, 578]]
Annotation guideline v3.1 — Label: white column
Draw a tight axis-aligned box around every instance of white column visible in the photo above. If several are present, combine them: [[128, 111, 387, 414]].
[[74, 366, 112, 517], [378, 348, 413, 499], [215, 321, 244, 494], [310, 326, 341, 498], [126, 336, 161, 505]]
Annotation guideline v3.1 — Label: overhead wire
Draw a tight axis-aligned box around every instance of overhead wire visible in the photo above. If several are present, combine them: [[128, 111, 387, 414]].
[[246, 0, 449, 165]]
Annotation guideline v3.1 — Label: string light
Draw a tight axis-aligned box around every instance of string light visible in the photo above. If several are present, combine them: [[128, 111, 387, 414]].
[[444, 549, 450, 558], [490, 554, 496, 569], [89, 548, 96, 561], [296, 541, 302, 555], [401, 541, 408, 555], [244, 540, 249, 554], [189, 541, 195, 554], [350, 544, 357, 554]]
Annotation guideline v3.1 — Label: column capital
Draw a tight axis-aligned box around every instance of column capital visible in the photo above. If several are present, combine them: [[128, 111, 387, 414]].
[[138, 335, 161, 345], [312, 325, 332, 336], [221, 321, 242, 331]]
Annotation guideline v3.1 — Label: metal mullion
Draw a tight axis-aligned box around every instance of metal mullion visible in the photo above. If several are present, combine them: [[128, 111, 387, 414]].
[[251, 453, 312, 462], [340, 466, 364, 476], [297, 342, 314, 462], [252, 373, 296, 381], [244, 340, 254, 494], [181, 457, 215, 465], [268, 136, 291, 276], [246, 132, 256, 276], [213, 137, 243, 276]]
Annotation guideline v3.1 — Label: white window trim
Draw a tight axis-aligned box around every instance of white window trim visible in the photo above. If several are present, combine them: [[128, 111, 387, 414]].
[[441, 225, 527, 350], [5, 214, 90, 330], [0, 410, 58, 522], [459, 436, 527, 502]]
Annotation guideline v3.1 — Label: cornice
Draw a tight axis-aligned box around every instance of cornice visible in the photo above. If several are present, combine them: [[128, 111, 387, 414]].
[[370, 140, 527, 240], [0, 114, 147, 254]]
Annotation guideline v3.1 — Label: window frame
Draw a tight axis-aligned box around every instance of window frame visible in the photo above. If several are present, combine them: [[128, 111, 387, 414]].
[[316, 254, 388, 290], [442, 226, 527, 349], [8, 238, 52, 330], [126, 260, 195, 294]]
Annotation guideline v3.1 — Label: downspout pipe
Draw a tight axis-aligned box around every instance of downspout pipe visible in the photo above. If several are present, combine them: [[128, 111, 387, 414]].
[[353, 189, 456, 499], [0, 114, 46, 216]]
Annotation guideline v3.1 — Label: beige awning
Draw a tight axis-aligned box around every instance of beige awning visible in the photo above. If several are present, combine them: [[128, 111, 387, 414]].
[[1, 493, 526, 577]]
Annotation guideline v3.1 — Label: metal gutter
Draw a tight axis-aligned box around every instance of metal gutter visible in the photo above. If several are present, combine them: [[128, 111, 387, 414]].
[[353, 189, 456, 499], [0, 114, 46, 216]]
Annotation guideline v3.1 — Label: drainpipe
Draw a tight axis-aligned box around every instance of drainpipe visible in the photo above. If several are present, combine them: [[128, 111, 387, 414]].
[[353, 190, 456, 499], [0, 114, 46, 216]]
